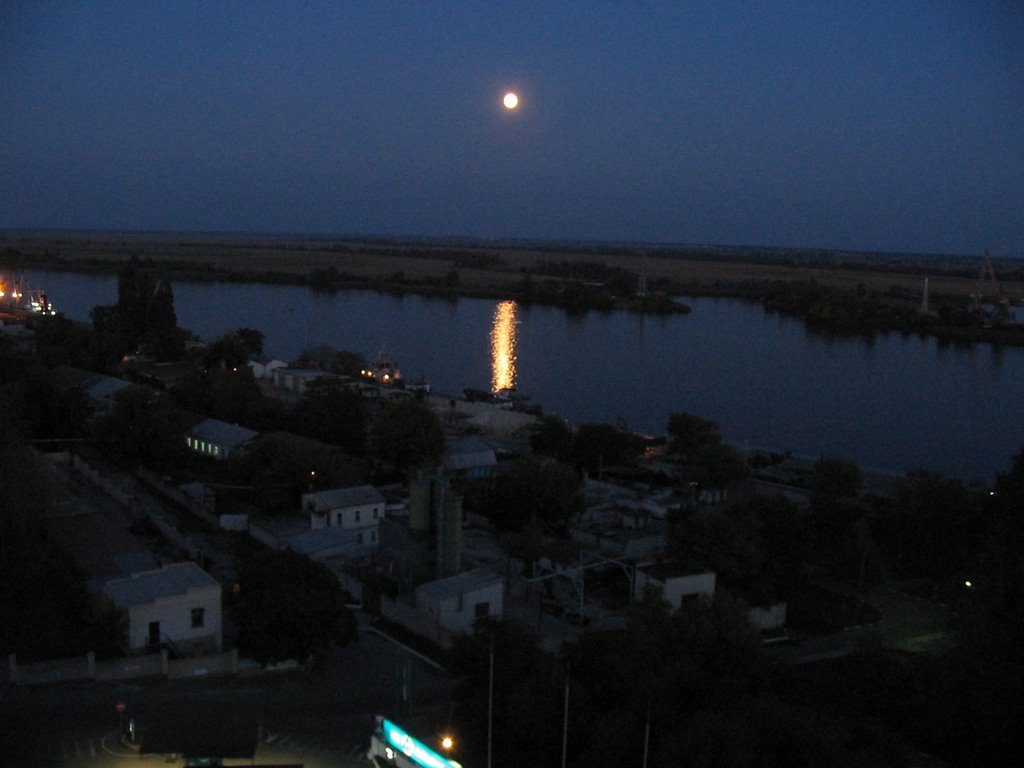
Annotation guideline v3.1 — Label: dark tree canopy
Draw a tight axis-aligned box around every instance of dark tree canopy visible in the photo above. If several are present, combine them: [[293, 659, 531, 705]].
[[667, 412, 722, 459], [234, 549, 356, 663], [369, 398, 445, 474], [291, 378, 368, 456], [468, 455, 583, 533]]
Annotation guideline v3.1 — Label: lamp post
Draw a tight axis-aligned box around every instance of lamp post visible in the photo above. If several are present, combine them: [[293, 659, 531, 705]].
[[487, 642, 494, 768]]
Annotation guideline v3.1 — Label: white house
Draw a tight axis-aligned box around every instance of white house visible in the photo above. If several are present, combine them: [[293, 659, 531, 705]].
[[185, 418, 258, 461], [414, 568, 504, 635], [272, 367, 348, 394], [102, 561, 222, 655], [247, 356, 288, 381], [634, 562, 717, 609], [303, 485, 385, 532]]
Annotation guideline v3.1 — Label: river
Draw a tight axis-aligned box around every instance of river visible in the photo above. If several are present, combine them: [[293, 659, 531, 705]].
[[25, 269, 1024, 482]]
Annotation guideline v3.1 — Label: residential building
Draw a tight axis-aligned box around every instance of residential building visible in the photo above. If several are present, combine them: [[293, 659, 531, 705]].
[[102, 562, 222, 654], [303, 485, 385, 532], [634, 561, 716, 609], [185, 418, 258, 460], [414, 568, 504, 635]]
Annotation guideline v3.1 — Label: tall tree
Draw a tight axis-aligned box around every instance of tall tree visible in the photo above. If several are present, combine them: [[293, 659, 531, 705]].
[[667, 412, 722, 459], [234, 549, 356, 664], [370, 398, 444, 474]]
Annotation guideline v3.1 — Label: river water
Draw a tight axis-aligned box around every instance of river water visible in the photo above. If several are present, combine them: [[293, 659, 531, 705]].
[[27, 269, 1024, 482]]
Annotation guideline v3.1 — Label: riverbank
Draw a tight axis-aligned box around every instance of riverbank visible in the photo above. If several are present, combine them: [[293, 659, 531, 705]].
[[4, 229, 1023, 341]]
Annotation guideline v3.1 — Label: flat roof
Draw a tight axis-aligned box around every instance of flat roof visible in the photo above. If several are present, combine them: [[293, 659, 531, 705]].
[[102, 561, 219, 609], [189, 417, 258, 448], [305, 485, 384, 509], [416, 567, 502, 602]]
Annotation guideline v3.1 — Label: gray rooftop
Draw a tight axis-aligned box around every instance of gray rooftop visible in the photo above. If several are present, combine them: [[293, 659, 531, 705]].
[[83, 374, 133, 401], [285, 526, 363, 556], [416, 567, 503, 603], [305, 485, 384, 509], [189, 418, 259, 448], [443, 438, 497, 471], [102, 562, 219, 609]]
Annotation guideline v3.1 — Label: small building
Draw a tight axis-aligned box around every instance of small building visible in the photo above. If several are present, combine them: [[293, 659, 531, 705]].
[[247, 355, 288, 381], [442, 437, 497, 479], [272, 367, 345, 394], [303, 485, 385, 531], [102, 562, 222, 655], [634, 561, 716, 610], [415, 568, 504, 635], [185, 418, 258, 460], [284, 525, 378, 560]]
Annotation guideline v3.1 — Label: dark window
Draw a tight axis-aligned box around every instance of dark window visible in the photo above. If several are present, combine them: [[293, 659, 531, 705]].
[[191, 607, 205, 629], [474, 601, 490, 618]]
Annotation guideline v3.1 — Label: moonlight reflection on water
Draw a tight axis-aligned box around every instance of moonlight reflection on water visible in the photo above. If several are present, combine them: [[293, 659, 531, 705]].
[[490, 300, 518, 393]]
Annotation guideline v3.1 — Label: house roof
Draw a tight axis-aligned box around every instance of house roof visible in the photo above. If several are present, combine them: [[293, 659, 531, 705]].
[[285, 526, 363, 556], [83, 374, 133, 401], [443, 437, 497, 471], [102, 562, 219, 609], [416, 567, 502, 603], [305, 485, 384, 509], [188, 418, 258, 448]]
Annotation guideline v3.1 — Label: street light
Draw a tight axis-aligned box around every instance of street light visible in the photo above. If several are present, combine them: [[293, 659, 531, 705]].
[[440, 735, 454, 751]]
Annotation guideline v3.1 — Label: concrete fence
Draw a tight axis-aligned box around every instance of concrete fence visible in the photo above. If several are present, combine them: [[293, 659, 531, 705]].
[[7, 648, 240, 686]]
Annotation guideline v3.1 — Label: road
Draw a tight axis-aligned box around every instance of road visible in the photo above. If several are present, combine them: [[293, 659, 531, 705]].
[[0, 626, 452, 767]]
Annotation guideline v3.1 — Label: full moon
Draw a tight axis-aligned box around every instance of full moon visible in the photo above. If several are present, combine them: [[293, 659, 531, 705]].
[[502, 92, 519, 110]]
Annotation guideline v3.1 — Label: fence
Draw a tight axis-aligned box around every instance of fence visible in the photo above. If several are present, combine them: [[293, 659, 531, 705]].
[[6, 648, 240, 686]]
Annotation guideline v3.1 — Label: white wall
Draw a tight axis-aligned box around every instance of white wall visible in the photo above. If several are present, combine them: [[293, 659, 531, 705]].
[[127, 584, 222, 653], [423, 580, 504, 635]]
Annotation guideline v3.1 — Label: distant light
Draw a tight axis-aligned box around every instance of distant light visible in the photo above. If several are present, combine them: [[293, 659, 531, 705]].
[[964, 580, 973, 588], [503, 92, 519, 110], [441, 735, 454, 750]]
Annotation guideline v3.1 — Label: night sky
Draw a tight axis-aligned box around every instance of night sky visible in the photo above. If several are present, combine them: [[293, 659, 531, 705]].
[[2, 1, 1022, 256]]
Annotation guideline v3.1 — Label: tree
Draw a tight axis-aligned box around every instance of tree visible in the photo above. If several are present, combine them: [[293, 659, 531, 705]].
[[234, 327, 265, 356], [292, 345, 366, 376], [667, 412, 721, 459], [369, 398, 444, 474], [291, 378, 368, 455], [527, 415, 574, 462], [809, 456, 862, 509], [234, 549, 356, 664], [91, 257, 185, 360], [93, 386, 189, 470], [472, 456, 583, 533], [690, 441, 749, 497], [571, 422, 642, 475]]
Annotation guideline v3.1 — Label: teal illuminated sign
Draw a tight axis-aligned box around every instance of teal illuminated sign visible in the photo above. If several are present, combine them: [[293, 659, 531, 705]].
[[381, 719, 461, 768]]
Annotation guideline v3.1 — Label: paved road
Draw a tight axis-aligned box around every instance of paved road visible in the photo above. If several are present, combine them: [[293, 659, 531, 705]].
[[0, 627, 452, 768]]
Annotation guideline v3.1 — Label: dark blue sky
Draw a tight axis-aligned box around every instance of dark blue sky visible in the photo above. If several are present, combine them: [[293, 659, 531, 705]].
[[2, 1, 1022, 255]]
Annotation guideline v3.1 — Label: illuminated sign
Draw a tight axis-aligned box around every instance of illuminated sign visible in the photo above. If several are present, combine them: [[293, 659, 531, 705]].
[[381, 719, 461, 768]]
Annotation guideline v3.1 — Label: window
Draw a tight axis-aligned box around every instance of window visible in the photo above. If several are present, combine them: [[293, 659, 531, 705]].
[[373, 507, 380, 519], [357, 531, 364, 544], [474, 602, 490, 618], [370, 530, 377, 543], [354, 509, 361, 523], [191, 607, 205, 629]]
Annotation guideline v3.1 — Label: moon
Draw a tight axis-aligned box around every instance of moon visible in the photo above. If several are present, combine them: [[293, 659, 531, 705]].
[[502, 92, 519, 110]]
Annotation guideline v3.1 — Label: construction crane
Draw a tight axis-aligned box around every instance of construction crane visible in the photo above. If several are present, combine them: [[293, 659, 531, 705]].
[[970, 250, 1013, 325]]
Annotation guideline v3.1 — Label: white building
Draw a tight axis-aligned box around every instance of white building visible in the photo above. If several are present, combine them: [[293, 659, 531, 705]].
[[303, 485, 385, 532], [185, 418, 258, 461], [247, 356, 288, 381], [634, 562, 716, 610], [102, 562, 222, 655], [414, 568, 504, 635]]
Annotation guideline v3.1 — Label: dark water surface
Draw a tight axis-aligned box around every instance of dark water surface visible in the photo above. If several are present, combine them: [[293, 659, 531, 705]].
[[30, 270, 1024, 482]]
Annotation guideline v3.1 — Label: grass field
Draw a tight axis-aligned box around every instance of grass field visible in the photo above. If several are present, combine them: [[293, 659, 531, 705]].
[[3, 230, 1021, 303]]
